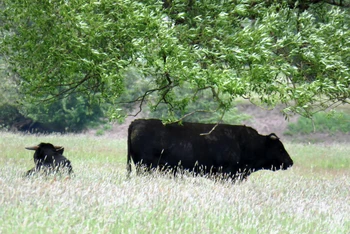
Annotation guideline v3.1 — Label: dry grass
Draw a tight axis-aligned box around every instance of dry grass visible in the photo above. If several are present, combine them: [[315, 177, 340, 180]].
[[0, 132, 349, 233]]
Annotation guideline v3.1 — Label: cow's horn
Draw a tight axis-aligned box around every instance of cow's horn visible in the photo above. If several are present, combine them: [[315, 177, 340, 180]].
[[25, 146, 39, 150], [268, 133, 279, 140]]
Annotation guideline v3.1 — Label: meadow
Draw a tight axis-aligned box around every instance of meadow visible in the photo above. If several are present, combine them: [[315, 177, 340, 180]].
[[0, 132, 349, 234]]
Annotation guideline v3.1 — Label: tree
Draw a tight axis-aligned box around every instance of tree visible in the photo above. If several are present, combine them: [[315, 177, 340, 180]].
[[0, 45, 104, 133], [1, 0, 349, 123]]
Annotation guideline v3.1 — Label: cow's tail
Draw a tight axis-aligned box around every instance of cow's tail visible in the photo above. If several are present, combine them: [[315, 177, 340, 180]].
[[126, 123, 132, 178]]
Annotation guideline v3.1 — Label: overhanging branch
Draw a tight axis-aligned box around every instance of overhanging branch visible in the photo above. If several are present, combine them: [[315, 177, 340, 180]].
[[127, 72, 176, 117], [287, 0, 350, 10], [42, 73, 95, 102]]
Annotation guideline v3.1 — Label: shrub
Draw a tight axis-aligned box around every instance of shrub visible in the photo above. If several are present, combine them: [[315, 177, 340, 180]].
[[285, 111, 350, 135], [22, 95, 106, 133]]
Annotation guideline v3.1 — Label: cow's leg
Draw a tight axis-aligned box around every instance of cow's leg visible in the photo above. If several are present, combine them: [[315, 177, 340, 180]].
[[134, 160, 152, 175], [172, 166, 178, 178], [135, 163, 142, 175], [229, 169, 250, 183], [26, 167, 36, 177]]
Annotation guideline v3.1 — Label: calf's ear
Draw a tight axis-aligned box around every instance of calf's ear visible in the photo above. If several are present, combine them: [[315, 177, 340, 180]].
[[56, 147, 64, 154], [54, 146, 63, 150], [25, 146, 39, 150]]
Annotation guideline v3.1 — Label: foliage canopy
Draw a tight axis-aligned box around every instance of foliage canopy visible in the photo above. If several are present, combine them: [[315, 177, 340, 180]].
[[1, 0, 349, 122]]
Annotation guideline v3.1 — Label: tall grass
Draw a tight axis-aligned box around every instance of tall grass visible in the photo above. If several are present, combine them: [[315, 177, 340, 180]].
[[0, 132, 349, 233]]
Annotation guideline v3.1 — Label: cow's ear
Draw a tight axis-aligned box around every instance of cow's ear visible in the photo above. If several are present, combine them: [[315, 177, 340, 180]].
[[25, 146, 39, 150], [267, 133, 279, 140]]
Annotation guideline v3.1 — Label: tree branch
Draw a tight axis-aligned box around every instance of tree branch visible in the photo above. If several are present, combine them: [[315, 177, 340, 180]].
[[287, 0, 350, 10], [200, 109, 226, 136], [172, 109, 218, 123], [128, 72, 175, 117], [42, 73, 94, 102]]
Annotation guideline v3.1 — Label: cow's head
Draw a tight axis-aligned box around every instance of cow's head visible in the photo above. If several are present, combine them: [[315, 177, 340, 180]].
[[264, 134, 293, 171]]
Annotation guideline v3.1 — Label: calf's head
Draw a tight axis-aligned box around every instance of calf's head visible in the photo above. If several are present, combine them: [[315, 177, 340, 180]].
[[26, 143, 64, 163], [25, 143, 73, 176]]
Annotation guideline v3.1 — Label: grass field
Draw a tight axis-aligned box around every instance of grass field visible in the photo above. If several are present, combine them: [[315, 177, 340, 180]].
[[0, 132, 349, 233]]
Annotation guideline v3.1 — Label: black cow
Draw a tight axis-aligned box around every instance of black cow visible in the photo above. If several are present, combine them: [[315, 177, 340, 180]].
[[127, 119, 293, 180], [26, 143, 73, 176]]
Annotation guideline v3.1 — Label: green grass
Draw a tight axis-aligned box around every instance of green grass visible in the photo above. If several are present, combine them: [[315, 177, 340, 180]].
[[287, 143, 350, 170], [0, 132, 349, 233]]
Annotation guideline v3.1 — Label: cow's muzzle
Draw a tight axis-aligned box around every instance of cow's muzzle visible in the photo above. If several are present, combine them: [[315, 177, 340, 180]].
[[282, 159, 293, 170]]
